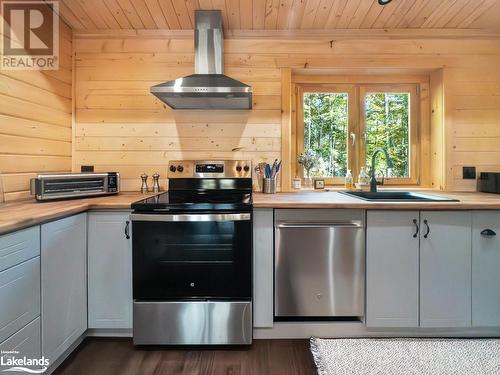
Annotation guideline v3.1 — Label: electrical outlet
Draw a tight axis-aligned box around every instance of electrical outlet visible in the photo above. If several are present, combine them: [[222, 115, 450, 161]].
[[81, 165, 94, 172], [463, 166, 476, 179]]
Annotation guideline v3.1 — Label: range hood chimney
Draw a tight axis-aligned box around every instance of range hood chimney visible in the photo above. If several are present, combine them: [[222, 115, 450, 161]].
[[150, 10, 252, 110]]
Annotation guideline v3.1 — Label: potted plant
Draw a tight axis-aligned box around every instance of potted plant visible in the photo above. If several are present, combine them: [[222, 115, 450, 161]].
[[298, 149, 318, 188]]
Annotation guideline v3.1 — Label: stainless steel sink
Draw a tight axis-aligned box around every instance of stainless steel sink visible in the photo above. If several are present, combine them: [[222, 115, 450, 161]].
[[339, 191, 459, 202]]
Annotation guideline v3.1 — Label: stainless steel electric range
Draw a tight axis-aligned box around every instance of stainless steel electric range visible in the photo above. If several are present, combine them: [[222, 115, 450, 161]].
[[130, 160, 252, 345]]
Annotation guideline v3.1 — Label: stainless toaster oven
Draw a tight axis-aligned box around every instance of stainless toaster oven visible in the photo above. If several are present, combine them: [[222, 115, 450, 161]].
[[30, 172, 119, 201]]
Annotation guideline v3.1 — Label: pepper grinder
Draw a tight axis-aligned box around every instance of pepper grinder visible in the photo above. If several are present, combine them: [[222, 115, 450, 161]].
[[140, 173, 149, 193], [152, 172, 160, 193]]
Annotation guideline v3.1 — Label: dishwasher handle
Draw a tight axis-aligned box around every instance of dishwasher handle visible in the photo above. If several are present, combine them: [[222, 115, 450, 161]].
[[277, 222, 363, 229]]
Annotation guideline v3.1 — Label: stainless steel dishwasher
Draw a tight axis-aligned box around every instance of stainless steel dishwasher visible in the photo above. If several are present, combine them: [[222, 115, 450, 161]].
[[274, 209, 365, 320]]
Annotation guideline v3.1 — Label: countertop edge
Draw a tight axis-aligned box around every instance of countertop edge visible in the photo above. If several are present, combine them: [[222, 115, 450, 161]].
[[2, 191, 500, 235], [0, 193, 155, 236], [252, 203, 500, 209], [0, 204, 90, 235]]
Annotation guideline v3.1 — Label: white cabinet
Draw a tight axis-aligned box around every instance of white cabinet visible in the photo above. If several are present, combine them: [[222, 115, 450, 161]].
[[472, 211, 500, 327], [367, 210, 472, 329], [0, 257, 40, 342], [0, 318, 41, 372], [88, 212, 132, 329], [253, 208, 274, 328], [366, 211, 420, 327], [419, 211, 471, 327], [41, 213, 87, 363], [0, 226, 40, 272]]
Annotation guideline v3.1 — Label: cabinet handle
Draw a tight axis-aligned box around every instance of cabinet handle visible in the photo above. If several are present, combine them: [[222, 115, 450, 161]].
[[412, 219, 419, 238], [423, 219, 430, 239], [481, 229, 496, 237], [125, 220, 130, 239]]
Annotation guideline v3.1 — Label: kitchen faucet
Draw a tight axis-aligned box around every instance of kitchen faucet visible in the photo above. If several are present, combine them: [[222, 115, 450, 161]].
[[370, 148, 394, 192]]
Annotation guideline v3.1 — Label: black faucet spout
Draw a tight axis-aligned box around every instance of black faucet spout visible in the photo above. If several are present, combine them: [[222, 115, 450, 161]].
[[370, 148, 393, 193]]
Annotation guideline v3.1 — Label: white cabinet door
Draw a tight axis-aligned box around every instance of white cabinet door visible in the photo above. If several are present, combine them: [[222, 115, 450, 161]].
[[88, 212, 132, 329], [472, 211, 500, 327], [41, 213, 87, 363], [0, 257, 40, 343], [253, 208, 274, 328], [0, 226, 40, 273], [0, 317, 41, 374], [420, 211, 471, 328], [366, 211, 420, 328]]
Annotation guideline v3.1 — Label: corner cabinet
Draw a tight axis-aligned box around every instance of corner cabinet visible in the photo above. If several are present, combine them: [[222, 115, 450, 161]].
[[366, 211, 472, 328], [88, 212, 132, 329], [41, 213, 87, 363]]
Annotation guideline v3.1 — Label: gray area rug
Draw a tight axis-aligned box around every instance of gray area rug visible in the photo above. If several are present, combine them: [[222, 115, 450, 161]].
[[310, 337, 500, 375]]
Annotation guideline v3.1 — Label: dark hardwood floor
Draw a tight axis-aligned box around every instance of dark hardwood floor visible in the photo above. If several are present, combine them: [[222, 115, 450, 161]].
[[54, 338, 317, 375]]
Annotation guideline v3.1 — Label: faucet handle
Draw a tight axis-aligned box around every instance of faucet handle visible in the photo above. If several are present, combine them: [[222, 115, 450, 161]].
[[374, 170, 385, 186]]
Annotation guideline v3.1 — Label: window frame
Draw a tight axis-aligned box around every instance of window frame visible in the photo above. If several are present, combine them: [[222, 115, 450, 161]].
[[296, 84, 357, 185], [295, 82, 420, 186]]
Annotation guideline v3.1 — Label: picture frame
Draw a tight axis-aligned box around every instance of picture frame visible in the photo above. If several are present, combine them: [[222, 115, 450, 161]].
[[314, 179, 325, 189]]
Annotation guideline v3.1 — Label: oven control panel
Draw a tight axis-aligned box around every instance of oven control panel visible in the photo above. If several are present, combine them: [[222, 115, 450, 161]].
[[167, 160, 252, 179]]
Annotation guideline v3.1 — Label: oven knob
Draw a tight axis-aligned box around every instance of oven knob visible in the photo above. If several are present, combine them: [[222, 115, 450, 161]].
[[169, 165, 176, 172], [243, 165, 250, 172], [236, 165, 242, 172], [190, 282, 195, 287], [177, 165, 184, 172]]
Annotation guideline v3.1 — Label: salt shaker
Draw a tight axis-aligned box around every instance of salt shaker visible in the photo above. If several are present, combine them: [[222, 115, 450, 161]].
[[152, 172, 160, 193], [140, 173, 149, 193]]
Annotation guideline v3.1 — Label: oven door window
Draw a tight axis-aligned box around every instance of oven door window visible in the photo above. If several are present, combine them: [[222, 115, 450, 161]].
[[132, 216, 252, 300]]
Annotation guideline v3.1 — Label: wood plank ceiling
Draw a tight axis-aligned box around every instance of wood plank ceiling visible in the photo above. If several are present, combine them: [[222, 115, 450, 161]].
[[59, 0, 500, 31]]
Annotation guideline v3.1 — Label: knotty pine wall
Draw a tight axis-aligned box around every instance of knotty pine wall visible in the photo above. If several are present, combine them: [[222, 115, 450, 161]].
[[73, 35, 500, 192], [73, 37, 282, 192], [0, 21, 72, 202], [446, 66, 500, 191]]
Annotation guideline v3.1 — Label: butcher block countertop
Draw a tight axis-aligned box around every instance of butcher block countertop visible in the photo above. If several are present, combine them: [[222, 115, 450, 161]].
[[0, 192, 155, 235], [252, 190, 500, 210], [1, 190, 500, 235]]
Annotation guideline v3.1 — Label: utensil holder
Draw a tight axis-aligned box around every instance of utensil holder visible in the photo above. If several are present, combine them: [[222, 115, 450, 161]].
[[263, 178, 276, 194]]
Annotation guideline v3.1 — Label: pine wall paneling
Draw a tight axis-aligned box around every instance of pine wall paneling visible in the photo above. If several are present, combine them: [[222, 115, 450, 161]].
[[448, 66, 500, 191], [73, 34, 500, 191], [73, 37, 283, 191], [0, 20, 73, 202], [430, 70, 445, 190]]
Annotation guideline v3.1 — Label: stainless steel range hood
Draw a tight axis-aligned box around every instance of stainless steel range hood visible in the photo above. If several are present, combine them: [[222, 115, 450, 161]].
[[151, 10, 252, 110]]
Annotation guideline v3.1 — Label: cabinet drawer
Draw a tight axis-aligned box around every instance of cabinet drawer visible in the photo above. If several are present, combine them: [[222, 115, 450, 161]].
[[0, 226, 40, 273], [0, 257, 40, 343], [0, 318, 41, 373]]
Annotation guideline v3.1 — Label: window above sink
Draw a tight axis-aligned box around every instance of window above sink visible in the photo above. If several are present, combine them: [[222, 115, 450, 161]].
[[294, 81, 422, 186]]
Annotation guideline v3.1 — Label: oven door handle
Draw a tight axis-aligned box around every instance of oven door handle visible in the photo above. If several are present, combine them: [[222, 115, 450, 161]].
[[130, 213, 251, 222]]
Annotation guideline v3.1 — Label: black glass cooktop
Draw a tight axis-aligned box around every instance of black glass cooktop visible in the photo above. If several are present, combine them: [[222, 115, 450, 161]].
[[131, 178, 252, 212]]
